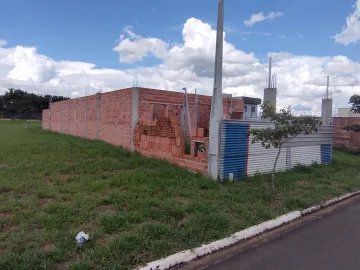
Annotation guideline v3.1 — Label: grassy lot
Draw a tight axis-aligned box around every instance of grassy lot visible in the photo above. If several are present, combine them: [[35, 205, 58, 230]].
[[1, 121, 360, 270]]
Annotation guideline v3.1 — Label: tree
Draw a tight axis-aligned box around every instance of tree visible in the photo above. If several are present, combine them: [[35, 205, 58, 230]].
[[349, 94, 360, 114], [0, 89, 69, 119], [343, 94, 360, 133], [248, 103, 321, 191]]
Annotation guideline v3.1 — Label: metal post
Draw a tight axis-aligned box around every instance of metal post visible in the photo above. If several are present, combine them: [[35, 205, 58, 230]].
[[268, 57, 272, 88], [184, 87, 192, 138], [96, 92, 101, 140], [208, 0, 224, 180]]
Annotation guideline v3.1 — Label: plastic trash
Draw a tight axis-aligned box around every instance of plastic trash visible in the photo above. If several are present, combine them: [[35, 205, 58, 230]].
[[75, 231, 89, 245]]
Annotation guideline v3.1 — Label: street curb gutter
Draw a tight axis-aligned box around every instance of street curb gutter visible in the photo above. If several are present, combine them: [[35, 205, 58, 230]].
[[137, 190, 360, 270]]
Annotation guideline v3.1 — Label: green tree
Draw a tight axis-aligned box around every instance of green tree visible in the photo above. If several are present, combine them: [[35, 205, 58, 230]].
[[343, 94, 360, 132], [248, 103, 321, 191], [0, 89, 69, 119], [349, 94, 360, 114]]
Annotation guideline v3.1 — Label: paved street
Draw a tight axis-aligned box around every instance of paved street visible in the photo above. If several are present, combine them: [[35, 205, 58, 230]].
[[204, 199, 360, 270]]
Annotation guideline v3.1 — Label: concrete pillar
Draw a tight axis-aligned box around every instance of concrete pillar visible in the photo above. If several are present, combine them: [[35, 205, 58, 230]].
[[264, 88, 277, 109], [208, 0, 224, 180], [96, 92, 101, 139], [131, 87, 139, 152], [321, 98, 333, 126]]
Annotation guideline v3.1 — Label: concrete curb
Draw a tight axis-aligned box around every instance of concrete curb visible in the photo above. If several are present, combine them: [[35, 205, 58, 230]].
[[137, 190, 360, 270]]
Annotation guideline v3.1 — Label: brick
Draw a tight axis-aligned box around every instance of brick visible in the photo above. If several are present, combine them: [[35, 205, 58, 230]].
[[197, 128, 204, 137], [191, 128, 197, 137], [176, 137, 184, 147]]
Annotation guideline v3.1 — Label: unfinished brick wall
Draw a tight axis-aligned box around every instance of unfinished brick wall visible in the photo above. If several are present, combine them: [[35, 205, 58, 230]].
[[43, 87, 244, 175], [334, 117, 360, 151], [42, 109, 49, 130]]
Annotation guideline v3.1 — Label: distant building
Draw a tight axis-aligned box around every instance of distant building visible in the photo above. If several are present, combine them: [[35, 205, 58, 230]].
[[338, 108, 360, 118], [233, 96, 262, 119]]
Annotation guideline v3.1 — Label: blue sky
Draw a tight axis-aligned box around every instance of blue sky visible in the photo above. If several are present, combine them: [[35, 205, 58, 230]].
[[0, 0, 359, 114], [1, 0, 359, 68]]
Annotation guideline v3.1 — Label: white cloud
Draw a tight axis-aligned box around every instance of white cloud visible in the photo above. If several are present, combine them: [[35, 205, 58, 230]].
[[0, 17, 359, 116], [244, 11, 283, 27], [334, 0, 360, 45], [112, 26, 168, 63], [0, 40, 7, 47]]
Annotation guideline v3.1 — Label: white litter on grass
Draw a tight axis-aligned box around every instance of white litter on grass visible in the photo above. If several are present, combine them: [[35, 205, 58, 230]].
[[75, 231, 89, 245]]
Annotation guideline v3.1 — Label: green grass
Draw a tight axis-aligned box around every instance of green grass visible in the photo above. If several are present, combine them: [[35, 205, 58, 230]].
[[1, 120, 360, 270]]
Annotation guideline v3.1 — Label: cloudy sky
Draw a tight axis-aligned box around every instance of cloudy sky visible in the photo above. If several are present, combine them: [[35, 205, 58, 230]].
[[1, 0, 360, 115]]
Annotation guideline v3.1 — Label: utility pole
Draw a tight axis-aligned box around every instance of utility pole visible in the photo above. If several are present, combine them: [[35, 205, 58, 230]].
[[208, 0, 224, 180]]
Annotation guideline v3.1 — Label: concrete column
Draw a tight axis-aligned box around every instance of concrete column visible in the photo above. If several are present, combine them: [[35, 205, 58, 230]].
[[84, 97, 87, 138], [208, 0, 224, 180], [264, 88, 277, 109], [131, 87, 139, 152], [96, 92, 101, 139], [321, 98, 333, 126]]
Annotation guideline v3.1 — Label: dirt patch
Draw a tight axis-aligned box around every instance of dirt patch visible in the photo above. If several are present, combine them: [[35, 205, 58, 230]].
[[0, 163, 8, 169], [0, 248, 4, 255], [37, 198, 56, 207], [176, 197, 190, 205], [43, 243, 56, 251], [297, 181, 310, 186], [64, 160, 76, 165], [0, 211, 13, 218], [29, 224, 43, 231], [44, 176, 52, 185], [100, 205, 118, 214], [57, 174, 70, 180], [6, 223, 19, 232], [178, 215, 193, 227]]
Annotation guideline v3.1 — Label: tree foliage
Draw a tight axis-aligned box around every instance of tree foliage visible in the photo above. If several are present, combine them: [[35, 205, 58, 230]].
[[349, 94, 360, 114], [248, 103, 321, 190], [0, 89, 68, 119], [343, 124, 360, 132]]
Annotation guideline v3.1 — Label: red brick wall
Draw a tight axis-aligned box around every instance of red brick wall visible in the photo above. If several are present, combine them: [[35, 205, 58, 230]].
[[42, 109, 49, 130], [42, 87, 244, 174], [333, 117, 360, 151], [99, 88, 133, 149]]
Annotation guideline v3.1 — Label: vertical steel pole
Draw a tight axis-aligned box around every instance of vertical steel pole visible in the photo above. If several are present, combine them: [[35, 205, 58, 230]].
[[208, 0, 224, 180]]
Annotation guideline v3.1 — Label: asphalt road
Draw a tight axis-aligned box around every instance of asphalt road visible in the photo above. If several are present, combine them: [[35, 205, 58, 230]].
[[204, 199, 360, 270]]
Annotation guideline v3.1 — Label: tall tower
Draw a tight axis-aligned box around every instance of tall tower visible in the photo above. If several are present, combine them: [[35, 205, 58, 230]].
[[263, 57, 277, 109], [321, 76, 333, 125]]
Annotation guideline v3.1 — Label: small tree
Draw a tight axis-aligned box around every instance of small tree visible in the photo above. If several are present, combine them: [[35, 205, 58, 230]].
[[349, 94, 360, 114], [343, 94, 360, 132], [248, 103, 321, 191]]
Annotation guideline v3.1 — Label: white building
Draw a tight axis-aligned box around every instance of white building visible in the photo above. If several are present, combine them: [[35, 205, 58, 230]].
[[338, 108, 360, 118]]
